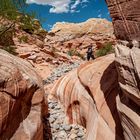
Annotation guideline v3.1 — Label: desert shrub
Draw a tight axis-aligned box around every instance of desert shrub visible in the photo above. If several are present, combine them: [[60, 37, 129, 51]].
[[19, 35, 28, 43], [2, 45, 18, 55], [67, 48, 76, 56], [95, 42, 114, 57], [67, 48, 85, 60], [20, 14, 35, 34], [0, 24, 15, 46], [0, 0, 26, 20]]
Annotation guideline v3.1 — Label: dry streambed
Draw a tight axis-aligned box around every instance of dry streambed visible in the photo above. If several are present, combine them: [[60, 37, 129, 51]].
[[44, 60, 86, 140]]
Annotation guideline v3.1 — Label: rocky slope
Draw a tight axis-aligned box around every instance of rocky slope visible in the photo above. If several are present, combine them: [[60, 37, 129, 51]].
[[0, 49, 48, 140], [44, 18, 116, 58], [0, 16, 75, 81]]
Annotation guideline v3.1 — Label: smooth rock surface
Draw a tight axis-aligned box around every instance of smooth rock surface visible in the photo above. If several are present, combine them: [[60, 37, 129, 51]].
[[0, 49, 48, 140], [51, 54, 124, 140], [115, 45, 140, 140]]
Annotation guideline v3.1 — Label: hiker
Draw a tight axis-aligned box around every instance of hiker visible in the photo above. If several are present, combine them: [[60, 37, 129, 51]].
[[86, 44, 95, 61]]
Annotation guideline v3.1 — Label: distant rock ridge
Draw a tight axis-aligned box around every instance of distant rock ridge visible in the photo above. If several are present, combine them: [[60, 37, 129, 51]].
[[51, 18, 113, 36], [44, 18, 116, 59]]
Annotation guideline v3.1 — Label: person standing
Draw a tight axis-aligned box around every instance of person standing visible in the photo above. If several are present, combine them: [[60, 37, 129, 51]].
[[86, 44, 95, 61]]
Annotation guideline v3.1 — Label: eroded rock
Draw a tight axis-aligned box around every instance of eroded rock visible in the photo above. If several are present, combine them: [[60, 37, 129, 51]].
[[0, 49, 48, 140], [51, 54, 124, 140]]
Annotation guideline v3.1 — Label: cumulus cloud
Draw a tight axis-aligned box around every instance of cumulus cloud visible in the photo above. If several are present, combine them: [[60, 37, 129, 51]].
[[26, 0, 88, 14]]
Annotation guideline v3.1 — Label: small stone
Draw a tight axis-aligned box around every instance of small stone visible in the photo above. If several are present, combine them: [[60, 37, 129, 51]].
[[62, 125, 72, 131], [49, 117, 56, 123], [77, 132, 84, 137], [69, 133, 77, 139], [49, 103, 55, 109], [53, 124, 60, 130]]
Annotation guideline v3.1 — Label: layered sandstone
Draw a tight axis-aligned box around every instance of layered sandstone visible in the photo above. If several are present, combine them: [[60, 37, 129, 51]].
[[115, 45, 140, 140], [106, 0, 140, 41], [0, 49, 48, 140], [51, 54, 123, 140], [106, 1, 140, 140]]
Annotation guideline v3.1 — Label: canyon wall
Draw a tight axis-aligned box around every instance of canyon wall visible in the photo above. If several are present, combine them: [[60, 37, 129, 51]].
[[106, 0, 140, 41], [0, 49, 48, 140], [106, 1, 140, 140]]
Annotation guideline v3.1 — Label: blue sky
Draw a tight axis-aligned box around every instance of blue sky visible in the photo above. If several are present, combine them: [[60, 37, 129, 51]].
[[25, 0, 111, 31]]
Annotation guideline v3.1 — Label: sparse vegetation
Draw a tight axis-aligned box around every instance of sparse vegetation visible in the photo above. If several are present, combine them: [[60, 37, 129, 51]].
[[95, 42, 114, 57], [67, 48, 85, 60], [19, 35, 28, 43], [0, 0, 26, 20], [1, 45, 18, 55], [20, 14, 36, 34]]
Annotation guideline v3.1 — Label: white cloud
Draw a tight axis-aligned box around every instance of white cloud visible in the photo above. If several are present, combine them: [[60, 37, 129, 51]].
[[71, 0, 80, 10], [98, 14, 102, 18], [26, 0, 71, 13], [26, 0, 88, 14]]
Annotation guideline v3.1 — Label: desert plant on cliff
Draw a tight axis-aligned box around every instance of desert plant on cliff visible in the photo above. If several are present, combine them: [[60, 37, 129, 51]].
[[19, 35, 28, 43], [95, 42, 114, 57], [0, 0, 26, 20], [1, 45, 18, 55]]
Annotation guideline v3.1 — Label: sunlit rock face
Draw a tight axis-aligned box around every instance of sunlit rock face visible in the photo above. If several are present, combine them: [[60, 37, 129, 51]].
[[0, 49, 48, 140], [115, 45, 140, 140], [44, 18, 116, 56], [106, 0, 140, 41], [51, 54, 124, 140]]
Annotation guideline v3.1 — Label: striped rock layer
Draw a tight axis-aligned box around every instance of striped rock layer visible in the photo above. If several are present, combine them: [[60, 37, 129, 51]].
[[0, 49, 48, 140], [51, 54, 124, 140], [106, 0, 140, 41], [115, 45, 140, 140]]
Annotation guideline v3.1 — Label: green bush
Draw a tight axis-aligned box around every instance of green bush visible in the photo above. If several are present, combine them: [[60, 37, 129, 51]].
[[67, 48, 85, 60], [95, 42, 114, 57], [2, 46, 18, 55], [19, 35, 28, 43], [20, 15, 35, 34]]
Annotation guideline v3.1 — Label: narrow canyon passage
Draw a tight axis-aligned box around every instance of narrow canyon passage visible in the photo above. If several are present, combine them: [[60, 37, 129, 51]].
[[43, 61, 86, 140], [44, 99, 86, 140]]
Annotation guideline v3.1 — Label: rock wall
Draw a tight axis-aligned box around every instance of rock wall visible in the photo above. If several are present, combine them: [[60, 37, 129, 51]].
[[106, 1, 140, 140], [106, 0, 140, 41], [115, 45, 140, 140], [0, 49, 48, 140], [51, 54, 124, 140]]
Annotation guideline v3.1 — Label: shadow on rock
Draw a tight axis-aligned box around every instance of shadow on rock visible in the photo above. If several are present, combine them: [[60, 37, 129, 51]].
[[100, 62, 124, 140]]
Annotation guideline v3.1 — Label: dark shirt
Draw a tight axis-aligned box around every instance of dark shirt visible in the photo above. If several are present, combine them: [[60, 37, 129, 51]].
[[87, 47, 93, 55]]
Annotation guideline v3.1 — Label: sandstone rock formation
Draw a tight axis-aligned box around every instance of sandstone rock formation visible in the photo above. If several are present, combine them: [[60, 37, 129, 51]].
[[51, 54, 124, 140], [115, 45, 140, 140], [44, 18, 116, 58], [106, 0, 140, 41], [106, 1, 140, 140], [0, 49, 48, 140]]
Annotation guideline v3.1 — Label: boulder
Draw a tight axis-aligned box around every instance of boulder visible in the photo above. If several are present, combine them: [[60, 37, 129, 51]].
[[0, 49, 48, 140], [51, 54, 124, 140]]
